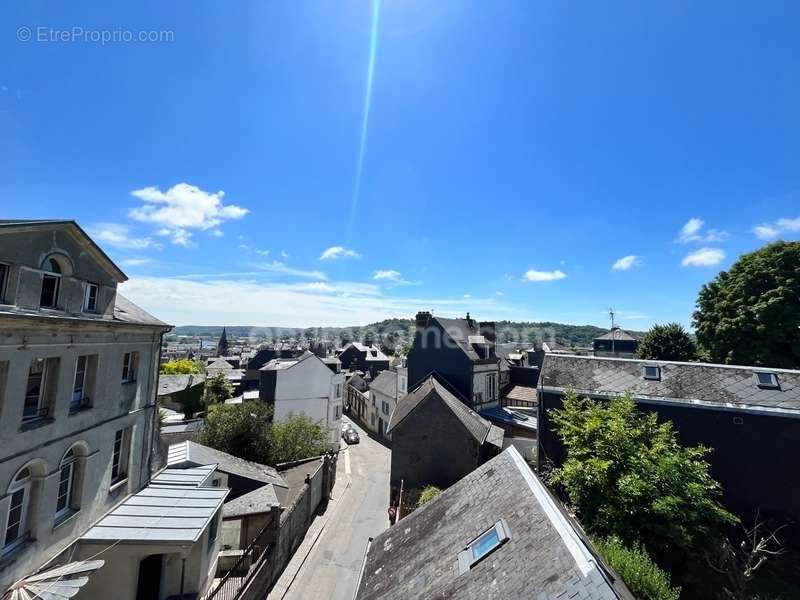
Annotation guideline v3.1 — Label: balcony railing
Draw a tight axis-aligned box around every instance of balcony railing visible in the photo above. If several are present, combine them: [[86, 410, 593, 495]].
[[201, 521, 274, 600]]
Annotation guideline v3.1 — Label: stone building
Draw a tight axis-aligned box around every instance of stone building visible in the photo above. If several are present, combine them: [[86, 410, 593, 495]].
[[0, 220, 172, 593]]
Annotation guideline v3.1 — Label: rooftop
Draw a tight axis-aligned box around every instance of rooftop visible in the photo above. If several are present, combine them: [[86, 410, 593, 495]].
[[541, 354, 800, 414], [369, 370, 398, 398], [151, 465, 216, 487], [355, 446, 630, 600], [157, 373, 206, 397], [81, 484, 228, 544]]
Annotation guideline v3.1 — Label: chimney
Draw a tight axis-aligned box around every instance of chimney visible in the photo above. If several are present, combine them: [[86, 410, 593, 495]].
[[415, 311, 432, 328], [465, 312, 473, 328], [479, 321, 496, 343]]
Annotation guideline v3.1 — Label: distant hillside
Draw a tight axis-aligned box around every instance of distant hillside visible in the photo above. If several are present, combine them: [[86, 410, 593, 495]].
[[170, 318, 643, 348]]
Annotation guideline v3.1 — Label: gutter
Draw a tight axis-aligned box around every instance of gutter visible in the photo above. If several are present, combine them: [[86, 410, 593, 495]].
[[352, 536, 373, 600]]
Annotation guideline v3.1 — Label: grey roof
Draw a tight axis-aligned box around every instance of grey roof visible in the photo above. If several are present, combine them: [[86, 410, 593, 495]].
[[344, 342, 390, 362], [157, 373, 206, 397], [348, 373, 369, 392], [161, 420, 204, 435], [431, 317, 498, 363], [151, 465, 216, 487], [113, 293, 170, 327], [223, 483, 281, 518], [206, 357, 234, 371], [594, 327, 638, 342], [168, 441, 288, 490], [356, 446, 630, 600], [387, 376, 503, 447], [541, 354, 800, 414], [81, 484, 228, 544], [369, 370, 397, 399], [479, 405, 538, 432]]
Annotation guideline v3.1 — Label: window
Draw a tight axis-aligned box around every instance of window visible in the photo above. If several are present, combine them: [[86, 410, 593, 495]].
[[0, 263, 8, 303], [56, 450, 77, 519], [456, 520, 511, 575], [122, 352, 139, 383], [84, 283, 99, 312], [643, 365, 661, 380], [486, 373, 497, 402], [334, 383, 342, 399], [382, 401, 389, 415], [211, 478, 221, 487], [111, 428, 131, 483], [754, 372, 779, 389], [473, 392, 483, 405], [208, 511, 219, 551], [39, 258, 61, 309], [71, 356, 88, 412], [4, 468, 32, 551], [23, 359, 48, 422]]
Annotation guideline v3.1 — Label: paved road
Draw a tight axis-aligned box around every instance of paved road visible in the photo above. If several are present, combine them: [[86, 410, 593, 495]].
[[282, 417, 390, 600]]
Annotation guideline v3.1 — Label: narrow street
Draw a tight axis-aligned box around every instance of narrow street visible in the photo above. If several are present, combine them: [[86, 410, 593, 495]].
[[276, 417, 390, 600]]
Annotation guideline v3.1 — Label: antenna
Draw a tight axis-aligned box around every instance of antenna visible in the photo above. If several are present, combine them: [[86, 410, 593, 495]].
[[609, 308, 616, 356], [609, 308, 616, 329]]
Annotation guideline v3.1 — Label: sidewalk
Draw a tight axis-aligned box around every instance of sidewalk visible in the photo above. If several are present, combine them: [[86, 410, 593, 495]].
[[267, 451, 352, 600]]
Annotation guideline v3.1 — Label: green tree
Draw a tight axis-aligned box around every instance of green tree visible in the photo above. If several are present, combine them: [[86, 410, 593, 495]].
[[546, 391, 737, 569], [417, 485, 443, 507], [160, 359, 202, 374], [693, 241, 800, 368], [197, 402, 273, 463], [593, 536, 680, 600], [636, 322, 698, 362], [270, 414, 328, 464], [203, 372, 234, 405]]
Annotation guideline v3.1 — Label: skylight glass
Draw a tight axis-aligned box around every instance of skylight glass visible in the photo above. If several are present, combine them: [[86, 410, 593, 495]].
[[643, 365, 661, 380], [471, 528, 501, 561], [755, 372, 779, 388]]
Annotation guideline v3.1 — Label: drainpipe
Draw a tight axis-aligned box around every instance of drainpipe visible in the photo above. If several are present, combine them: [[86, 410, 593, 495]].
[[179, 556, 186, 598]]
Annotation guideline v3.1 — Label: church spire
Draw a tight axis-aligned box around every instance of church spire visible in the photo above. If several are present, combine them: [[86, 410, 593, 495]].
[[217, 326, 229, 356]]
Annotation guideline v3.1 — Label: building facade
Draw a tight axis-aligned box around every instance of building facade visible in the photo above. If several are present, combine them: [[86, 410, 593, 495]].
[[0, 220, 171, 592], [337, 343, 390, 379]]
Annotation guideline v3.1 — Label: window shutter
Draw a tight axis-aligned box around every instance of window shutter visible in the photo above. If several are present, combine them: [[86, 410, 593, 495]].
[[0, 494, 12, 544]]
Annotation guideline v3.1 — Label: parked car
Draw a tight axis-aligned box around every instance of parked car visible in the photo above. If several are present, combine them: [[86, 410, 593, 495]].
[[341, 421, 354, 434], [343, 429, 360, 444]]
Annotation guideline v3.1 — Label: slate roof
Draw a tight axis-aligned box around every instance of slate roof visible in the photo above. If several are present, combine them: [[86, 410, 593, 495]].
[[348, 373, 369, 392], [433, 317, 494, 362], [387, 376, 504, 447], [594, 327, 638, 342], [369, 370, 397, 399], [541, 354, 800, 414], [157, 373, 206, 397], [355, 446, 630, 600], [168, 441, 288, 490], [81, 484, 228, 544], [206, 357, 234, 371], [222, 483, 281, 518], [161, 420, 204, 435], [479, 405, 538, 432], [113, 294, 171, 327], [246, 347, 304, 370], [344, 343, 390, 362]]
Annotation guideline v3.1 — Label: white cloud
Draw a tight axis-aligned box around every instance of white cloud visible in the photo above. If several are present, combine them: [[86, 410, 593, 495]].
[[752, 217, 800, 240], [90, 223, 158, 250], [120, 258, 152, 267], [373, 269, 419, 286], [252, 260, 328, 280], [463, 293, 472, 298], [681, 247, 725, 267], [677, 218, 729, 243], [523, 269, 567, 282], [281, 250, 290, 259], [209, 229, 224, 238], [319, 246, 361, 260], [119, 276, 524, 327], [129, 183, 248, 246], [494, 291, 504, 296], [611, 255, 641, 271], [255, 249, 271, 256]]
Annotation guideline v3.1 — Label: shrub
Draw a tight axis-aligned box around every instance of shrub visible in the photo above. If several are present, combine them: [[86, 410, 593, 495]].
[[594, 536, 680, 600], [417, 485, 443, 507]]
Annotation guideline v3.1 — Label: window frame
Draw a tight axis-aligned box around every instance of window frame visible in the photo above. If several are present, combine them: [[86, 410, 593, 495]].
[[55, 451, 77, 520], [486, 373, 497, 402], [71, 356, 89, 412], [754, 371, 779, 389], [643, 365, 661, 381], [456, 519, 511, 575], [83, 282, 99, 313], [122, 352, 139, 383], [4, 468, 32, 552], [39, 273, 61, 309], [111, 428, 130, 484], [23, 359, 48, 422], [0, 262, 8, 304], [207, 511, 219, 552]]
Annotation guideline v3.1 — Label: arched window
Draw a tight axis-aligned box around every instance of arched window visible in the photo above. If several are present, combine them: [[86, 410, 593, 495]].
[[55, 449, 78, 519], [39, 253, 72, 309], [44, 258, 62, 274], [4, 467, 32, 550]]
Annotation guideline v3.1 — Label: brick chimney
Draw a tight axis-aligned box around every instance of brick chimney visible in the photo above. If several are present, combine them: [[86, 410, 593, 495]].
[[479, 321, 496, 343], [415, 311, 432, 328]]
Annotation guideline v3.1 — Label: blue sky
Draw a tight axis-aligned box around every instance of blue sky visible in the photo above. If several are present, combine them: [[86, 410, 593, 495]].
[[3, 1, 799, 328]]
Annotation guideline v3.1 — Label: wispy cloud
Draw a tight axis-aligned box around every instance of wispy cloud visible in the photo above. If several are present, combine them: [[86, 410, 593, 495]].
[[129, 183, 248, 246], [681, 247, 725, 267], [252, 260, 328, 280], [752, 217, 800, 240], [523, 269, 567, 282], [677, 218, 729, 243], [320, 246, 361, 260], [373, 269, 419, 286], [120, 258, 152, 267], [611, 255, 641, 271], [90, 223, 158, 250], [119, 276, 522, 327]]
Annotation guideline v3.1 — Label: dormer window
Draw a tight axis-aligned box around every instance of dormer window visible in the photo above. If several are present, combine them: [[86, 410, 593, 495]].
[[84, 283, 99, 312], [456, 520, 511, 575], [643, 365, 661, 381], [40, 258, 62, 309], [754, 371, 779, 389]]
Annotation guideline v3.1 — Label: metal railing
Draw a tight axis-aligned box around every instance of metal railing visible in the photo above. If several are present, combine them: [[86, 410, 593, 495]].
[[202, 520, 274, 600]]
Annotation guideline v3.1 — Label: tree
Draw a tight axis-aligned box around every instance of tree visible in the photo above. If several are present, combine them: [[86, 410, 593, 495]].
[[417, 485, 442, 507], [160, 359, 202, 374], [693, 241, 800, 368], [546, 391, 737, 570], [269, 414, 328, 464], [203, 372, 234, 405], [198, 402, 273, 464], [593, 536, 680, 600], [636, 323, 698, 362]]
